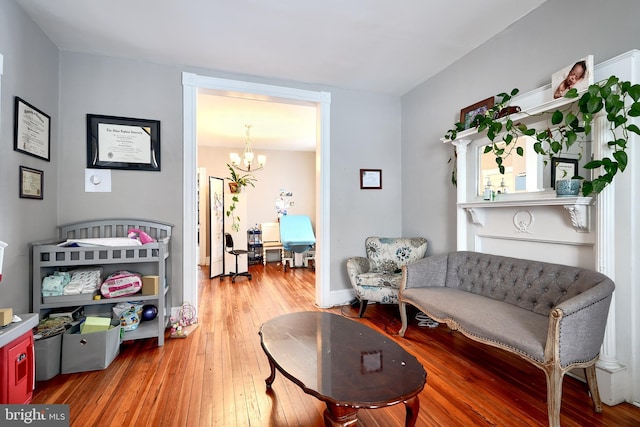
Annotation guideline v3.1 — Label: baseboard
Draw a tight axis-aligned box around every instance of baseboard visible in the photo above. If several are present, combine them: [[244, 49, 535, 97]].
[[596, 363, 629, 406], [325, 288, 356, 308]]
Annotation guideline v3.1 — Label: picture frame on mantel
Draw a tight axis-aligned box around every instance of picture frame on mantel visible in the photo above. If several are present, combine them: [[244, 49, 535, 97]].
[[460, 96, 495, 130], [86, 114, 161, 171], [550, 157, 579, 189], [552, 55, 594, 100], [14, 97, 51, 161]]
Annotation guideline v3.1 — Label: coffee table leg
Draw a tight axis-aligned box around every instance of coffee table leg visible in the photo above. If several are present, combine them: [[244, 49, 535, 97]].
[[323, 404, 358, 427], [265, 358, 277, 389], [404, 395, 420, 427]]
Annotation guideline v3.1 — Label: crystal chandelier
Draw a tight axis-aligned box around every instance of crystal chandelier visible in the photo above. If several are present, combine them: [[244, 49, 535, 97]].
[[229, 124, 266, 172]]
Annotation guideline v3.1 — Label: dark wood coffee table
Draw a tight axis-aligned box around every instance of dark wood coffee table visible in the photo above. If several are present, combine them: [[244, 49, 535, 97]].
[[259, 311, 427, 426]]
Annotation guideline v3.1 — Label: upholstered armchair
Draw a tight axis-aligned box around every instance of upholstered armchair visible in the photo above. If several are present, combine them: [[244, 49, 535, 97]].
[[347, 236, 428, 317]]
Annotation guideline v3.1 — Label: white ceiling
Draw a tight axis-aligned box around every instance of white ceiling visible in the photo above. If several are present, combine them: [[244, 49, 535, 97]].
[[15, 0, 548, 151]]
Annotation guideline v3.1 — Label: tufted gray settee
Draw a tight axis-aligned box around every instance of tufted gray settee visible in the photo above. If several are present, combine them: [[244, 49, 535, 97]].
[[399, 251, 614, 427]]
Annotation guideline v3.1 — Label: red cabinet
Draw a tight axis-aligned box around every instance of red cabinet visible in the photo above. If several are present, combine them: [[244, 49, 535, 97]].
[[0, 331, 34, 404]]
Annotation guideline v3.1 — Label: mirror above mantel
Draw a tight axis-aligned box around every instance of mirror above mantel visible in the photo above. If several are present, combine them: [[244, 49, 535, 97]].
[[478, 135, 592, 198]]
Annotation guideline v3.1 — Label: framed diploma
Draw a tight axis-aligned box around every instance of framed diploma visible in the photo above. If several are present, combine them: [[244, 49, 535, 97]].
[[360, 169, 382, 189], [87, 114, 161, 171], [19, 166, 44, 200], [14, 97, 51, 161]]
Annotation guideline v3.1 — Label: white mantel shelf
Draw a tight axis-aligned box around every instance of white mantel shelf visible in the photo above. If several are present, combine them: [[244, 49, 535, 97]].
[[459, 196, 594, 232]]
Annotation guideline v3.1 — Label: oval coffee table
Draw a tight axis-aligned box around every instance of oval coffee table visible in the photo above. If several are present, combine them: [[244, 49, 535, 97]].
[[259, 311, 427, 426]]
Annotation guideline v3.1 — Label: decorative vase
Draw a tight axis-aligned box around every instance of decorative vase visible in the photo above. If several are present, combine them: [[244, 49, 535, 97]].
[[228, 182, 240, 194], [555, 179, 581, 197]]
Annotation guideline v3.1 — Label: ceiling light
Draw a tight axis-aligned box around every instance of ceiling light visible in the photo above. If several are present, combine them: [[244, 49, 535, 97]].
[[229, 124, 266, 172]]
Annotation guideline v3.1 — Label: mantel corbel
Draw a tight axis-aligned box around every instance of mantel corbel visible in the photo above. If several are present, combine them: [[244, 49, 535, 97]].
[[563, 202, 590, 232], [463, 207, 483, 227]]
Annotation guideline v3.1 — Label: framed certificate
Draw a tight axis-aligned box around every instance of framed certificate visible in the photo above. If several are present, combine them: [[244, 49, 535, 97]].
[[87, 114, 161, 171], [14, 97, 51, 161], [19, 166, 44, 200], [360, 169, 382, 189]]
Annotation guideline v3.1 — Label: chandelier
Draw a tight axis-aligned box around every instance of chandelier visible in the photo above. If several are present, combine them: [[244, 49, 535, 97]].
[[229, 124, 266, 172]]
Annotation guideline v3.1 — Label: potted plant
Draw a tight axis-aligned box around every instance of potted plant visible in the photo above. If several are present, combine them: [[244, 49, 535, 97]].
[[225, 164, 257, 232], [445, 76, 640, 196]]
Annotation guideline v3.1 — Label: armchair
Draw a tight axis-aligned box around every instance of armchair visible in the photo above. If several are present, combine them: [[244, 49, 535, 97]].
[[346, 236, 428, 317]]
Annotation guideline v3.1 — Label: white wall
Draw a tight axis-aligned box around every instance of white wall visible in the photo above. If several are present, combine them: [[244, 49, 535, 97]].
[[0, 1, 59, 313]]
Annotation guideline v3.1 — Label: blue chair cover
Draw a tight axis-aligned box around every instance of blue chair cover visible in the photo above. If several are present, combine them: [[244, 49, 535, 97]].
[[279, 215, 315, 253]]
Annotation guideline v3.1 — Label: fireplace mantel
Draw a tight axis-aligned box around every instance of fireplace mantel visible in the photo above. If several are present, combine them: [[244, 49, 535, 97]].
[[459, 196, 593, 232]]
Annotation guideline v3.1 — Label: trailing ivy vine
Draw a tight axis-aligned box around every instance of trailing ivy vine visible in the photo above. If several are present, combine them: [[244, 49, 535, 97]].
[[445, 76, 640, 196]]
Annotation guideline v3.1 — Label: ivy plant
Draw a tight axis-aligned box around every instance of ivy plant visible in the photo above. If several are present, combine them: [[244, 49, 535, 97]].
[[225, 164, 257, 232], [445, 76, 640, 196]]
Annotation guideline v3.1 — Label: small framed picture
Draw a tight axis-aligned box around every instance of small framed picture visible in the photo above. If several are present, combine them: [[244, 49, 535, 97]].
[[14, 97, 51, 161], [550, 157, 579, 188], [460, 96, 495, 130], [19, 166, 44, 200], [552, 55, 594, 100], [87, 114, 161, 171], [360, 169, 382, 189]]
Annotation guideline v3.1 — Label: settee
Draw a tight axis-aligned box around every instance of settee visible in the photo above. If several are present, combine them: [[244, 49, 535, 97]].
[[346, 236, 428, 317], [399, 251, 614, 427]]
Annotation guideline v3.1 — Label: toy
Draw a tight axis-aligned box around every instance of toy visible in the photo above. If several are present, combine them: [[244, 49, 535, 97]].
[[170, 302, 198, 338], [127, 228, 156, 244], [141, 304, 158, 321]]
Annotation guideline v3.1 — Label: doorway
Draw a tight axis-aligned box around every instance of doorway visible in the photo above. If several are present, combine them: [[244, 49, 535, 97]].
[[182, 73, 331, 314]]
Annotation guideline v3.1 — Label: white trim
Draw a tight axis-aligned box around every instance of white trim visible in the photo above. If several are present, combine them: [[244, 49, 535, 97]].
[[0, 53, 3, 132], [182, 72, 199, 311], [181, 72, 332, 311]]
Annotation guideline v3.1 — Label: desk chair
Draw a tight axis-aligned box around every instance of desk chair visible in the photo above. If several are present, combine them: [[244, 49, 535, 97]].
[[220, 233, 252, 283], [261, 222, 283, 265]]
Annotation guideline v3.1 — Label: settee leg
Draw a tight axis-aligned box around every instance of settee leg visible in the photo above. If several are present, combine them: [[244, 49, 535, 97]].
[[585, 365, 603, 413], [358, 299, 368, 317], [544, 367, 563, 427], [399, 302, 408, 337]]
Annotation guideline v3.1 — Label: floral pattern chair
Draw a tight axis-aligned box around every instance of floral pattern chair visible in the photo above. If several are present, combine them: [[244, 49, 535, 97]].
[[347, 236, 428, 317]]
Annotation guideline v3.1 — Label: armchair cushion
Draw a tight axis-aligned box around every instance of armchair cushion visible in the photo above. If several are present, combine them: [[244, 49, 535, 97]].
[[366, 237, 427, 273]]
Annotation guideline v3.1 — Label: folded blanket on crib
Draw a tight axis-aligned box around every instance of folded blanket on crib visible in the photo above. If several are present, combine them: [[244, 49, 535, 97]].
[[57, 237, 142, 247]]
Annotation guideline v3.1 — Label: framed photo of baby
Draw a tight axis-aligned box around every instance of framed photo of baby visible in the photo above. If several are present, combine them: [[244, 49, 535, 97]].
[[552, 55, 594, 99]]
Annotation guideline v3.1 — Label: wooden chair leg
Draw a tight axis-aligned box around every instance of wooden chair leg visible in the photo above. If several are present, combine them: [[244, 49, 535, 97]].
[[399, 302, 408, 337], [585, 364, 603, 413], [358, 299, 368, 318], [544, 366, 563, 427]]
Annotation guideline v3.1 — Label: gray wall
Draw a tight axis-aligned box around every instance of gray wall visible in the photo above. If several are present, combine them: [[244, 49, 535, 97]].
[[0, 2, 59, 313], [401, 0, 640, 254]]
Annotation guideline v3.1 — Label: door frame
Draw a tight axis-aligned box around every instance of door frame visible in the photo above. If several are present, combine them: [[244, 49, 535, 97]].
[[182, 72, 331, 313]]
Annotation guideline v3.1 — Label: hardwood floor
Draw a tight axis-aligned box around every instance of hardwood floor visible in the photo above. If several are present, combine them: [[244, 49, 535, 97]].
[[32, 263, 640, 426]]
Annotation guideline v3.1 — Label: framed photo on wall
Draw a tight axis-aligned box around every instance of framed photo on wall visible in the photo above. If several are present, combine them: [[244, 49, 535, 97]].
[[87, 114, 161, 171], [360, 169, 382, 189], [460, 96, 495, 130], [14, 97, 51, 161], [19, 166, 43, 200]]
